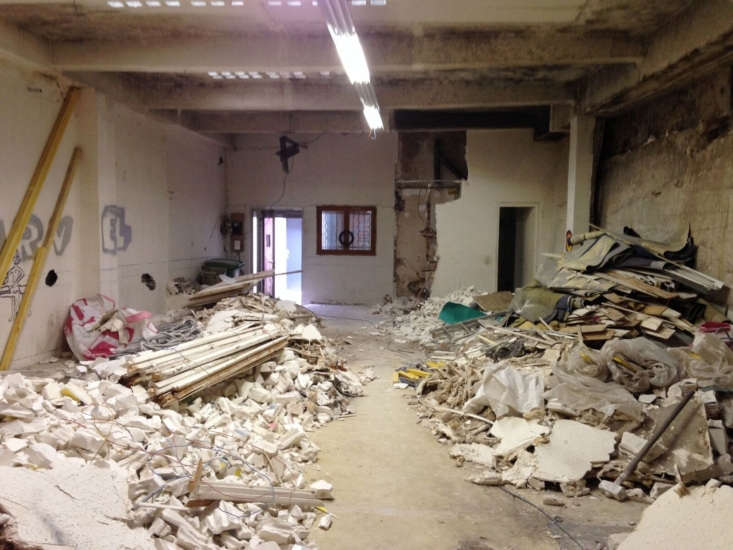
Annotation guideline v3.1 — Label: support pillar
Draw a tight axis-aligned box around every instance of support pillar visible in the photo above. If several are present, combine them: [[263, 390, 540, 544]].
[[565, 115, 595, 238]]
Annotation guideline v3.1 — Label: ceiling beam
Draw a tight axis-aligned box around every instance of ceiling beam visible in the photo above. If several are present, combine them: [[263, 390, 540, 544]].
[[581, 0, 733, 115], [52, 30, 643, 75], [150, 79, 572, 111], [70, 73, 573, 111], [0, 19, 53, 70], [154, 110, 370, 134]]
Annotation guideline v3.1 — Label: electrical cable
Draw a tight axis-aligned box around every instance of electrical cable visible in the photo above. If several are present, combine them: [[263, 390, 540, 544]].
[[269, 156, 295, 208], [498, 486, 586, 550]]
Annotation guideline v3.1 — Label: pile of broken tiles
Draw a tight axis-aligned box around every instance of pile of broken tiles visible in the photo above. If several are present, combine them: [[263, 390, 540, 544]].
[[0, 305, 371, 549]]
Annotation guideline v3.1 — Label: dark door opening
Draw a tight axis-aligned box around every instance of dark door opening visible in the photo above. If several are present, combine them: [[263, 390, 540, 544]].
[[497, 206, 536, 292]]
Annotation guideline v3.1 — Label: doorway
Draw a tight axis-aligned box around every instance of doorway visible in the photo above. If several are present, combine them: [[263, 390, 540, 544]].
[[252, 209, 303, 303], [497, 206, 537, 292]]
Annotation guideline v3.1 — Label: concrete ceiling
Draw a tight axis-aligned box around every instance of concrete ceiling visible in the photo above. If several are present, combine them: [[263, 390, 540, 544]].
[[0, 0, 696, 38], [0, 0, 730, 137]]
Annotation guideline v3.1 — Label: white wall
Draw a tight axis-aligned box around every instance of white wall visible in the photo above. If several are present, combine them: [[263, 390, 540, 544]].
[[432, 129, 568, 295], [0, 60, 227, 366], [227, 133, 397, 304]]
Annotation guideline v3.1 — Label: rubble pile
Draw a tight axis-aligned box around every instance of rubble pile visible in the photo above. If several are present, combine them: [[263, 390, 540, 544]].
[[378, 287, 481, 345], [387, 227, 733, 501], [0, 294, 370, 550]]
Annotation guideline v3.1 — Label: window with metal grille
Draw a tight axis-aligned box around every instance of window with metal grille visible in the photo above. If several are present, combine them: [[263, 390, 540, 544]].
[[316, 206, 376, 256]]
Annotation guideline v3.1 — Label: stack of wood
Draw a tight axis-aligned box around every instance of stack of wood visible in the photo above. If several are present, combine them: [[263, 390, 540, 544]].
[[121, 323, 288, 406], [185, 270, 275, 308]]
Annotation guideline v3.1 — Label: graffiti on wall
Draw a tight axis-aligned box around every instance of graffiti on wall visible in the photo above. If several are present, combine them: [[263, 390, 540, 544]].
[[0, 254, 26, 321], [101, 205, 132, 255], [0, 214, 73, 322], [0, 214, 74, 261]]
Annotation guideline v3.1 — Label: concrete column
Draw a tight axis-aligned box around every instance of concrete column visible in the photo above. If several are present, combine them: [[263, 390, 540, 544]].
[[565, 115, 595, 237]]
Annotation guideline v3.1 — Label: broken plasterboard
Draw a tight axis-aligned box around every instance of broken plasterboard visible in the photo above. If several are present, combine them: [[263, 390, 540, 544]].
[[490, 417, 549, 457], [534, 419, 616, 483]]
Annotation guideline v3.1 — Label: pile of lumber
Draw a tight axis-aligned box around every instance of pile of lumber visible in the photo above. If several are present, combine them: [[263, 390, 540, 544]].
[[185, 270, 274, 308], [122, 323, 287, 406]]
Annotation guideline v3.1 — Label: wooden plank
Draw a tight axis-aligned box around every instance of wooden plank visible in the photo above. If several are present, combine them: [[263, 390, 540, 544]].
[[0, 87, 80, 285], [640, 317, 664, 332], [194, 482, 323, 507], [0, 147, 82, 371]]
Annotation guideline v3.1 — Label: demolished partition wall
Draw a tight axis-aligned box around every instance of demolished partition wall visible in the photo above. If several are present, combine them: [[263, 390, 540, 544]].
[[0, 60, 227, 367], [597, 66, 733, 306], [227, 133, 397, 305], [432, 129, 569, 296]]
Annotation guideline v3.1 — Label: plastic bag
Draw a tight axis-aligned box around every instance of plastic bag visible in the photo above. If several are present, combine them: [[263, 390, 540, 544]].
[[671, 333, 733, 388], [601, 337, 682, 390], [544, 360, 643, 421], [463, 361, 544, 418], [64, 295, 156, 361], [565, 344, 608, 380]]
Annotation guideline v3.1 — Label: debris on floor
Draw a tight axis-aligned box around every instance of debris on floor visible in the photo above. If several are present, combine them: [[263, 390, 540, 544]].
[[615, 482, 733, 549], [384, 227, 733, 503], [0, 291, 371, 550]]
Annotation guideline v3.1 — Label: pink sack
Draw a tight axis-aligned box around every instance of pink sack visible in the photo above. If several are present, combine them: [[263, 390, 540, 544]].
[[64, 295, 157, 360]]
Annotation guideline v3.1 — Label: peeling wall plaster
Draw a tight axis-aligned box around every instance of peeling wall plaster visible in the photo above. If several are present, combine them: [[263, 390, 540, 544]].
[[598, 66, 733, 304]]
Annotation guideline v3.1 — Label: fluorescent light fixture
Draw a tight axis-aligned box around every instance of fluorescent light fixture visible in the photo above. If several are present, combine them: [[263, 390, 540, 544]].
[[249, 71, 263, 79], [126, 1, 143, 6], [362, 104, 383, 131], [231, 0, 244, 5], [267, 0, 282, 5], [165, 0, 181, 5], [145, 0, 162, 5], [211, 1, 225, 5], [351, 0, 366, 5], [293, 71, 306, 79], [266, 72, 281, 79], [327, 26, 370, 84], [108, 0, 125, 6], [287, 0, 302, 5], [370, 0, 386, 4], [191, 1, 207, 6], [208, 71, 219, 76]]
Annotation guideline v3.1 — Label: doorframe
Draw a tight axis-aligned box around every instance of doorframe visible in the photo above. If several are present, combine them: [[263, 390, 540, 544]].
[[251, 208, 304, 296], [494, 201, 540, 291]]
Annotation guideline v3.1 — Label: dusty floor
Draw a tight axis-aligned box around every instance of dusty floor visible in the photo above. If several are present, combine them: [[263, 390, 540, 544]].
[[306, 305, 646, 550]]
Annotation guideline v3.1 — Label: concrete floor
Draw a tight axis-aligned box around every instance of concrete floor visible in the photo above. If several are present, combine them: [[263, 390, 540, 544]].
[[306, 305, 646, 550]]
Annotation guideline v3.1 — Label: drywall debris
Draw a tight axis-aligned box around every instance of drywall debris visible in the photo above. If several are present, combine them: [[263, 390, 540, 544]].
[[533, 420, 616, 483], [490, 417, 549, 457]]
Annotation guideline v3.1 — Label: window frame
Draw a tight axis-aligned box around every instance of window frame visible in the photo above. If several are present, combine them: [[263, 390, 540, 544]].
[[316, 205, 377, 256]]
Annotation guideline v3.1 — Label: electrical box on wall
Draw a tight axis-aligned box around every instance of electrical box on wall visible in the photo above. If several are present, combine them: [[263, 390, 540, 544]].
[[230, 213, 245, 253]]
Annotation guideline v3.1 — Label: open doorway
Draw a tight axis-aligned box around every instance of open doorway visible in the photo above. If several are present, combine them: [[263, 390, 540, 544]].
[[497, 206, 537, 292], [252, 209, 303, 303]]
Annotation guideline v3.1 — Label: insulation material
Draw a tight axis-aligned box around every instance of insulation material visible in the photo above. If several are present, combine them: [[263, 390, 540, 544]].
[[463, 361, 544, 418], [533, 420, 616, 483]]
